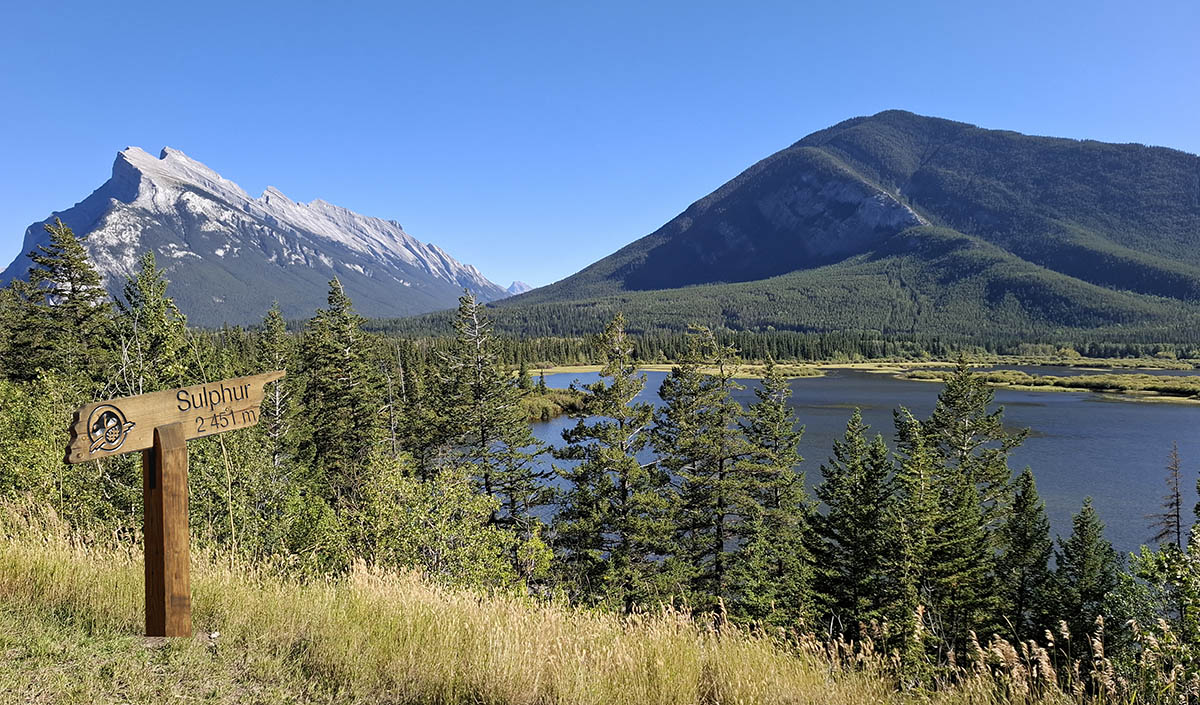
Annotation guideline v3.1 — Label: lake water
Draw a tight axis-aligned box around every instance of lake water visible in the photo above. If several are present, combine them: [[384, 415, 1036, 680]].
[[530, 367, 1200, 557]]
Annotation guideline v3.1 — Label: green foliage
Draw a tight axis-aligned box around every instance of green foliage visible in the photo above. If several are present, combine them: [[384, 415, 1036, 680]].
[[440, 292, 550, 543], [656, 328, 757, 613], [2, 219, 112, 384], [813, 409, 894, 638], [730, 358, 813, 626], [1052, 498, 1123, 647], [301, 278, 379, 520], [920, 358, 1024, 533], [112, 251, 189, 395], [994, 468, 1054, 643], [555, 314, 673, 610]]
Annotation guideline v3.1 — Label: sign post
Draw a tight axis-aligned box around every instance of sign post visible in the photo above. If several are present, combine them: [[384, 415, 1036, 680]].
[[65, 371, 285, 637]]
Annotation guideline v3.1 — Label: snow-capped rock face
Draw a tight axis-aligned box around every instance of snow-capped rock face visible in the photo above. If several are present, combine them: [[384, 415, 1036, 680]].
[[506, 281, 533, 295], [2, 147, 508, 326]]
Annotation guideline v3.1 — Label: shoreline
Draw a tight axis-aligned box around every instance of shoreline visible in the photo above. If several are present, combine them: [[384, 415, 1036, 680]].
[[529, 358, 1200, 406]]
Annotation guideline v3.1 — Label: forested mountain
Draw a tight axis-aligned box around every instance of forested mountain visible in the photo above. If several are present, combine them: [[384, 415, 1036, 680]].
[[486, 110, 1200, 338], [1, 147, 509, 326]]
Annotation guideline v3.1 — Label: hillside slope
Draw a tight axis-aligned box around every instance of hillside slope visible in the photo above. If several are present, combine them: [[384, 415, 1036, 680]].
[[493, 111, 1200, 337]]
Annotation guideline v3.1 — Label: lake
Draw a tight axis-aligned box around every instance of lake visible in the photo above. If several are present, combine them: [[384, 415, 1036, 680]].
[[530, 366, 1200, 557]]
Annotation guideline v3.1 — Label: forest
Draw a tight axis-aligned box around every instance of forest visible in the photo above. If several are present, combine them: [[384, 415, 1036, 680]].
[[2, 221, 1200, 703]]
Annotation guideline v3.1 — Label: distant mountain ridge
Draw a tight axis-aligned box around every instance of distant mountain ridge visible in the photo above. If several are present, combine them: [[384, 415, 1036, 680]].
[[492, 110, 1200, 339], [2, 147, 509, 326]]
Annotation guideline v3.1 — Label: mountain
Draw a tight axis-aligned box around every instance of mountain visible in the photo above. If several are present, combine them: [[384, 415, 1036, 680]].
[[1, 147, 509, 326], [506, 281, 533, 295], [490, 110, 1200, 339]]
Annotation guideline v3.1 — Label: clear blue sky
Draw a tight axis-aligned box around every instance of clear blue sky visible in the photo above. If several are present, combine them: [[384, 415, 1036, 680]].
[[2, 1, 1197, 288]]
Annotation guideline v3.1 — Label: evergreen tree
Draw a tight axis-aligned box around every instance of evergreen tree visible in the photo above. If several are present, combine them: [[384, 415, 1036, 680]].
[[655, 328, 754, 613], [257, 303, 301, 470], [1150, 442, 1185, 550], [537, 370, 548, 393], [921, 358, 1025, 532], [1053, 498, 1123, 646], [995, 468, 1054, 642], [555, 314, 672, 610], [730, 358, 813, 625], [112, 251, 189, 395], [440, 292, 548, 539], [4, 219, 112, 384], [301, 278, 379, 519], [813, 409, 894, 638], [518, 360, 533, 391], [924, 460, 996, 655], [392, 341, 451, 479], [888, 409, 939, 669]]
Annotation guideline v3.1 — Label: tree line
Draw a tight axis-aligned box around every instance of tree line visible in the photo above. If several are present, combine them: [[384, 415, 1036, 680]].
[[1, 221, 1198, 692]]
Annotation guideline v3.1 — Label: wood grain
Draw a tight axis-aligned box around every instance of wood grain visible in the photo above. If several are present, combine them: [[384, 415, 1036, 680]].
[[65, 371, 285, 464], [144, 423, 191, 637]]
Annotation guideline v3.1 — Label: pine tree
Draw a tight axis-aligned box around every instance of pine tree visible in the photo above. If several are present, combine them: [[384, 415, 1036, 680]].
[[518, 360, 533, 391], [924, 462, 996, 655], [257, 303, 300, 469], [301, 278, 379, 518], [4, 219, 112, 383], [1053, 497, 1122, 646], [1150, 442, 1185, 551], [995, 468, 1053, 642], [112, 251, 189, 395], [730, 358, 812, 625], [393, 341, 451, 479], [537, 370, 548, 393], [888, 409, 939, 669], [921, 358, 1025, 532], [655, 328, 754, 613], [440, 291, 548, 538], [555, 313, 672, 610], [813, 409, 894, 638]]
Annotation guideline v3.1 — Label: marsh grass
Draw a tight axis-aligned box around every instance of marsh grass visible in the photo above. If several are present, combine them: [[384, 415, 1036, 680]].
[[519, 389, 587, 422], [903, 369, 1200, 401]]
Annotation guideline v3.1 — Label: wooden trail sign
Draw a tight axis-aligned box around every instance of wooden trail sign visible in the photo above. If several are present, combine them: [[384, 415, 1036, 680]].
[[65, 371, 285, 637]]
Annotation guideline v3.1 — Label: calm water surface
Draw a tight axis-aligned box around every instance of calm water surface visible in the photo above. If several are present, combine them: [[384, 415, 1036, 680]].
[[531, 367, 1200, 557]]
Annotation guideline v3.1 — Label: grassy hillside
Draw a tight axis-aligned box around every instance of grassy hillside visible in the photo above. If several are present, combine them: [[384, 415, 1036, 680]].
[[482, 110, 1200, 338], [0, 505, 1082, 705]]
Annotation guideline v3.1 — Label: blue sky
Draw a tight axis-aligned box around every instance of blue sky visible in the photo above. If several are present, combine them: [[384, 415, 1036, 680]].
[[2, 1, 1197, 288]]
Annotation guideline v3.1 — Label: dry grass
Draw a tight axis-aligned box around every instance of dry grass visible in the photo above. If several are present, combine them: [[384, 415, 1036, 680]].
[[0, 504, 1177, 704]]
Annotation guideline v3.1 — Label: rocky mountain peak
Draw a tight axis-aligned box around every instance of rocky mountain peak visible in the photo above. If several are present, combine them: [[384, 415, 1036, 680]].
[[3, 147, 511, 326]]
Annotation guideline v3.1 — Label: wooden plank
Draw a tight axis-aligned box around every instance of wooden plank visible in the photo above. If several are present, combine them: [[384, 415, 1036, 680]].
[[144, 423, 191, 637], [65, 371, 284, 464]]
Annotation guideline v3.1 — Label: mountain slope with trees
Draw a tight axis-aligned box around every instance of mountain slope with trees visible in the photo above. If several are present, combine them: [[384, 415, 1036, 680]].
[[486, 110, 1200, 338]]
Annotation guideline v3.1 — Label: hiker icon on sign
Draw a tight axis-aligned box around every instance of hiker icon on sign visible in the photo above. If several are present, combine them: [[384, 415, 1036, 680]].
[[87, 404, 136, 453]]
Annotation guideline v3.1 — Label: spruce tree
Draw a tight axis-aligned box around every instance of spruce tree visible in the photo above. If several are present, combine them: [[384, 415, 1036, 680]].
[[888, 409, 939, 668], [301, 278, 379, 518], [921, 358, 1025, 532], [555, 314, 672, 610], [995, 468, 1054, 642], [1053, 497, 1122, 646], [924, 462, 996, 655], [518, 360, 533, 391], [112, 251, 189, 395], [440, 292, 548, 537], [655, 328, 754, 613], [4, 218, 113, 383], [257, 303, 300, 469], [731, 358, 813, 625], [813, 409, 894, 638]]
